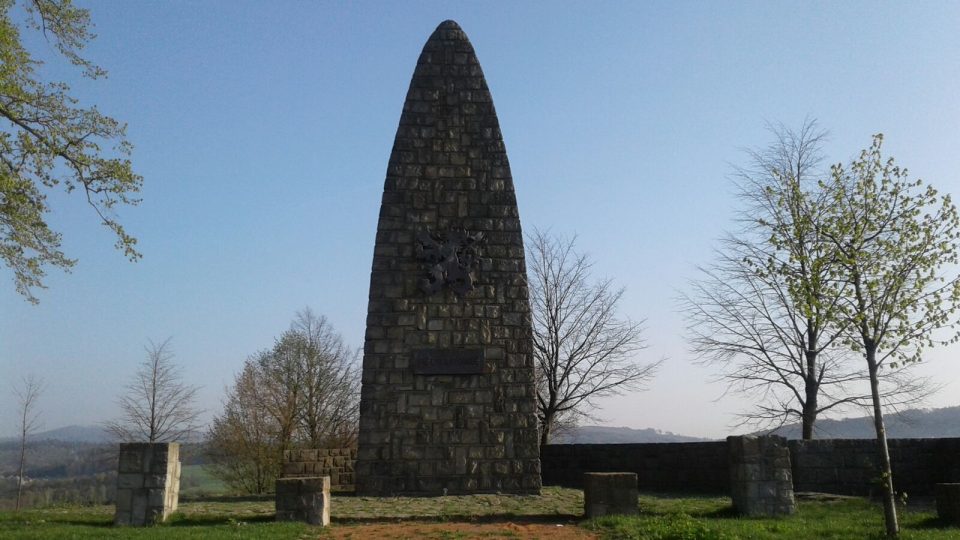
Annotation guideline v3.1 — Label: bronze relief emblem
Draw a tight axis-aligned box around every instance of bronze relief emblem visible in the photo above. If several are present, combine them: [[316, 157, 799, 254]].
[[415, 229, 484, 296]]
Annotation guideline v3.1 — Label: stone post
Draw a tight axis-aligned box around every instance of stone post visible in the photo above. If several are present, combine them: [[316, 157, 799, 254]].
[[276, 476, 330, 526], [114, 442, 181, 526], [727, 435, 795, 516], [583, 472, 639, 518], [936, 483, 960, 524]]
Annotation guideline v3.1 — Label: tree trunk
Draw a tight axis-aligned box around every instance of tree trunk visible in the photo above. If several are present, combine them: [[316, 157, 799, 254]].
[[16, 429, 25, 511], [802, 349, 819, 440], [539, 411, 554, 446], [867, 344, 899, 537], [801, 397, 817, 440]]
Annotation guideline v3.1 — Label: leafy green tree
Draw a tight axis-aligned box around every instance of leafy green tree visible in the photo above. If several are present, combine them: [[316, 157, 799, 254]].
[[1, 0, 141, 303], [684, 122, 928, 439], [823, 134, 960, 537]]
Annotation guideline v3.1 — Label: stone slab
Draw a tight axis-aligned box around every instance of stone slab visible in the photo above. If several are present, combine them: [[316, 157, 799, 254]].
[[936, 483, 960, 524], [276, 476, 330, 526], [583, 472, 639, 518]]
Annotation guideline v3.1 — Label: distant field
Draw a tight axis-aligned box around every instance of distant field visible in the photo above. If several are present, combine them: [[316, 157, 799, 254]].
[[0, 488, 958, 539], [179, 465, 228, 498]]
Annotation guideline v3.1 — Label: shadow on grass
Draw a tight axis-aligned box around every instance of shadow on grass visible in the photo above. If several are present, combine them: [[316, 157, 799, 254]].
[[167, 513, 276, 527], [907, 515, 960, 531], [332, 513, 583, 525], [695, 506, 740, 519], [179, 494, 273, 503], [41, 514, 276, 529], [54, 519, 113, 528]]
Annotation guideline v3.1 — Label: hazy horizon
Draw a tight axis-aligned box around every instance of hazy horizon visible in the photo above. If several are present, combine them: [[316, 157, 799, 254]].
[[3, 1, 960, 439]]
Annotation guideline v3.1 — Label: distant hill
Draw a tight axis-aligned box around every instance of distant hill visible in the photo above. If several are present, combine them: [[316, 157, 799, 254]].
[[763, 405, 960, 439], [29, 425, 112, 444], [552, 425, 711, 444], [0, 424, 205, 445], [547, 405, 960, 443]]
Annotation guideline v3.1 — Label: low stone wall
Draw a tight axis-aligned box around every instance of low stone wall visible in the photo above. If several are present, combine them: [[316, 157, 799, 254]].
[[789, 438, 960, 496], [282, 448, 357, 490], [540, 442, 729, 493], [541, 438, 960, 496], [277, 438, 960, 497]]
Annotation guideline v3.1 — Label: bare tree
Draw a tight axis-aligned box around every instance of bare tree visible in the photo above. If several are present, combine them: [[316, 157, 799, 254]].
[[527, 230, 659, 445], [207, 363, 278, 494], [682, 121, 930, 438], [207, 309, 360, 493], [106, 338, 201, 443], [289, 309, 360, 447], [13, 374, 44, 511]]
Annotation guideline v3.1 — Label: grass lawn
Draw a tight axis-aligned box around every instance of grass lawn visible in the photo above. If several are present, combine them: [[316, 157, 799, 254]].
[[0, 488, 957, 539], [585, 494, 960, 540]]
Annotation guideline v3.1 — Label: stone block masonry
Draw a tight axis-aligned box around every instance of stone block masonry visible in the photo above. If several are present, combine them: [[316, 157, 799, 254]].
[[583, 472, 639, 518], [542, 437, 960, 497], [727, 436, 795, 516], [114, 443, 181, 526], [355, 19, 541, 496], [541, 442, 730, 493], [282, 448, 357, 490], [936, 483, 960, 524], [789, 437, 960, 496], [276, 476, 330, 526]]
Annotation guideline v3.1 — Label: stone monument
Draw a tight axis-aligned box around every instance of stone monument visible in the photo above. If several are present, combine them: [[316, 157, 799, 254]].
[[355, 20, 541, 495]]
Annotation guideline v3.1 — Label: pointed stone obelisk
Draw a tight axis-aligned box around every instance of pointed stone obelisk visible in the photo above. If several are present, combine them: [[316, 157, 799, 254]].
[[356, 20, 541, 495]]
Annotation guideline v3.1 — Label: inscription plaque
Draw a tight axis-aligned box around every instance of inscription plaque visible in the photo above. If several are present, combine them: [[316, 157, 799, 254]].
[[412, 348, 486, 375]]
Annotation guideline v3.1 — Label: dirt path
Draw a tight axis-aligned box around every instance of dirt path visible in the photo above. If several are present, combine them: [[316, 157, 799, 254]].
[[323, 520, 598, 539]]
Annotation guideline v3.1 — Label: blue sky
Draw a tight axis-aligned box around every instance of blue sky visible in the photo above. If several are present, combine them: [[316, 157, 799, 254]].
[[3, 1, 960, 438]]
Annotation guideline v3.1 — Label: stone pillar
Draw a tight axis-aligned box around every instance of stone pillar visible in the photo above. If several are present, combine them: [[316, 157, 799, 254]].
[[936, 483, 960, 524], [276, 476, 330, 526], [583, 472, 639, 518], [727, 435, 795, 516], [355, 19, 541, 496], [114, 443, 181, 526]]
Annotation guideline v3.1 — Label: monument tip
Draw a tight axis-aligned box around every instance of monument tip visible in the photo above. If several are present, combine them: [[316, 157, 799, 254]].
[[436, 19, 462, 31]]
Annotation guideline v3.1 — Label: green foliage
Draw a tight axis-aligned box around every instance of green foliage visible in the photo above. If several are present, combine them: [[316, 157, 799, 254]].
[[0, 0, 141, 303], [823, 134, 960, 367], [817, 133, 960, 537], [682, 121, 924, 439]]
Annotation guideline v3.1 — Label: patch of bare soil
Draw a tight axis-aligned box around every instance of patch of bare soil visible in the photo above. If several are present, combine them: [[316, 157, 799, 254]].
[[322, 520, 598, 539]]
